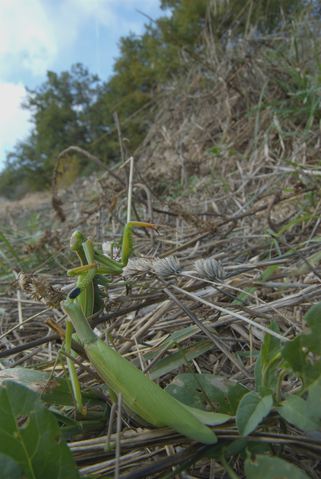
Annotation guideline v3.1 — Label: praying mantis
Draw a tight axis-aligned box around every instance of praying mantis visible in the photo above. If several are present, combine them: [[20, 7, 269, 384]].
[[63, 221, 229, 444]]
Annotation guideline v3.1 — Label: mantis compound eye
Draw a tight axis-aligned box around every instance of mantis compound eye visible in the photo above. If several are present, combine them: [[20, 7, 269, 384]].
[[69, 287, 81, 299]]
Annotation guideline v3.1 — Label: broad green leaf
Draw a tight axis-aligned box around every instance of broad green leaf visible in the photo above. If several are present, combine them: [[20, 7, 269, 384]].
[[278, 395, 317, 431], [0, 381, 80, 479], [236, 392, 273, 436], [308, 377, 321, 413], [224, 438, 272, 459], [304, 301, 321, 322], [0, 367, 75, 406], [278, 378, 321, 431], [0, 368, 109, 440], [282, 302, 321, 386], [166, 373, 248, 414], [245, 454, 311, 479], [0, 453, 23, 479], [0, 367, 105, 409]]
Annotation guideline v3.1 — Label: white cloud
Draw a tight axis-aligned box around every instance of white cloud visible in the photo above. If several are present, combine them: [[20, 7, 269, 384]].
[[0, 0, 161, 169], [0, 0, 160, 80], [0, 83, 31, 165], [0, 0, 57, 77]]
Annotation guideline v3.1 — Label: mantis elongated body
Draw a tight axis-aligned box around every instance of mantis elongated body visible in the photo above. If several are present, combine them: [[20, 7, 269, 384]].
[[63, 300, 217, 444], [63, 222, 228, 443]]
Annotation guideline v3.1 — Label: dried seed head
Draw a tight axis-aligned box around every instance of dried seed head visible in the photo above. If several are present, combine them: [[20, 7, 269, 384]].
[[194, 258, 225, 281], [122, 258, 154, 278], [17, 272, 64, 308], [152, 256, 181, 277]]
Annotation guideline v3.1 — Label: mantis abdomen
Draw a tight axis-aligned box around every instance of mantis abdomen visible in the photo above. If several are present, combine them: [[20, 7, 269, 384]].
[[85, 337, 217, 444], [63, 300, 217, 445]]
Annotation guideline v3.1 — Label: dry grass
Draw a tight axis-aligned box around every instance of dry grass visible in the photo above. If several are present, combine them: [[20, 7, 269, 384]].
[[0, 191, 51, 217]]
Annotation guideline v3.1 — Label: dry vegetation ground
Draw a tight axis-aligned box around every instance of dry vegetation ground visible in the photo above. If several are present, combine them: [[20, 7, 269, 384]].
[[1, 30, 321, 478]]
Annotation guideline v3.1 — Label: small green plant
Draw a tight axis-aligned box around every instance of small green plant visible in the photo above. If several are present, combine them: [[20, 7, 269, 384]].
[[156, 305, 321, 477]]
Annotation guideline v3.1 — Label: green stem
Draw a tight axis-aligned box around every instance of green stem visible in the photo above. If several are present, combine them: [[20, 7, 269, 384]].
[[220, 454, 241, 479], [275, 368, 288, 404]]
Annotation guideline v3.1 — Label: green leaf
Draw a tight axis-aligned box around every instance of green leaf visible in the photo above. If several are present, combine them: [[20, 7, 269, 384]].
[[244, 454, 311, 479], [308, 376, 321, 413], [0, 367, 74, 406], [255, 321, 282, 395], [166, 373, 248, 415], [260, 322, 281, 364], [0, 453, 23, 479], [236, 392, 273, 436], [149, 341, 214, 380], [278, 395, 317, 431], [282, 302, 321, 386], [278, 378, 321, 431], [0, 367, 105, 409], [0, 381, 80, 479]]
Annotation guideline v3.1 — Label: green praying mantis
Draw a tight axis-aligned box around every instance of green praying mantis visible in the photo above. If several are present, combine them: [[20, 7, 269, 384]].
[[62, 221, 229, 444]]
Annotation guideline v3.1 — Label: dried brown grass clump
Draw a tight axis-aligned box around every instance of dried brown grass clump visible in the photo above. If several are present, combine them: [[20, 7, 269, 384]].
[[136, 24, 321, 215], [0, 191, 51, 217], [17, 272, 64, 309]]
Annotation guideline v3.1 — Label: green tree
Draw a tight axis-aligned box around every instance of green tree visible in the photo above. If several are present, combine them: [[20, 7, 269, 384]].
[[5, 64, 101, 190]]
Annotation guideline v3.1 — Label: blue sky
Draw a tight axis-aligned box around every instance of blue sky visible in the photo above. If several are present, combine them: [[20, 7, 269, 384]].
[[0, 0, 163, 170]]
